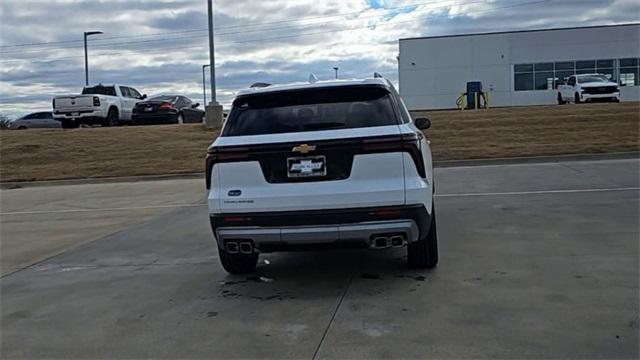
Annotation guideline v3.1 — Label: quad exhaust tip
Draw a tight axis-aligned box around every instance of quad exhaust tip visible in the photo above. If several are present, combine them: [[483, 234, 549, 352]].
[[239, 241, 254, 254], [390, 235, 405, 247], [226, 240, 254, 254], [371, 234, 406, 249]]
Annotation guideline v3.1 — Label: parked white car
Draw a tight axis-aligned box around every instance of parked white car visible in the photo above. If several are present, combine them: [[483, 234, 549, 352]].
[[5, 112, 60, 129], [52, 84, 146, 128], [557, 74, 620, 104], [206, 76, 438, 274]]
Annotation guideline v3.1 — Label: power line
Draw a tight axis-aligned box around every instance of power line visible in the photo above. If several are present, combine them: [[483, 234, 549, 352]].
[[0, 0, 550, 64], [0, 0, 530, 56], [0, 0, 480, 51], [2, 0, 477, 55]]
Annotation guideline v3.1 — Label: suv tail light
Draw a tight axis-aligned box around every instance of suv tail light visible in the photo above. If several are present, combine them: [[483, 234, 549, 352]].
[[204, 133, 427, 190], [159, 102, 173, 109], [362, 133, 426, 178], [205, 146, 250, 189], [93, 96, 100, 106]]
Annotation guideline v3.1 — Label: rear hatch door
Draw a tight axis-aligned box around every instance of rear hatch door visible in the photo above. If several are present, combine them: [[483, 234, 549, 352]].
[[209, 85, 407, 213]]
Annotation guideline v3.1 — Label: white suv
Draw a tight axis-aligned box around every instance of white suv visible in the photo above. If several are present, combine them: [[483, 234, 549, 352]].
[[206, 77, 437, 274]]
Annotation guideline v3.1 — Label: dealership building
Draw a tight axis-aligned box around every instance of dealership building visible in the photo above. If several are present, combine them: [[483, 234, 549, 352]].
[[398, 23, 640, 110]]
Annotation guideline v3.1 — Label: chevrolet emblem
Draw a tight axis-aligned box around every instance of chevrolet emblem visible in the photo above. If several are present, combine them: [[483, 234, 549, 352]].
[[292, 144, 316, 154]]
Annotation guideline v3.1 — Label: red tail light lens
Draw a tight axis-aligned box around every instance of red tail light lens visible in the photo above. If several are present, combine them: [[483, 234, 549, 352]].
[[362, 133, 426, 178], [93, 96, 100, 106], [159, 102, 173, 109], [205, 146, 251, 189]]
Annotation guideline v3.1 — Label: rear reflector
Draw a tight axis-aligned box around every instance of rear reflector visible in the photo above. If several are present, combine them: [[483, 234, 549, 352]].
[[223, 216, 252, 222], [370, 209, 403, 216]]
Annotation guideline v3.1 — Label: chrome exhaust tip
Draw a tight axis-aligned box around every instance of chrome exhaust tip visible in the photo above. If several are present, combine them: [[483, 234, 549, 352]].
[[372, 236, 391, 249], [239, 241, 254, 254], [390, 235, 405, 247], [226, 241, 239, 253]]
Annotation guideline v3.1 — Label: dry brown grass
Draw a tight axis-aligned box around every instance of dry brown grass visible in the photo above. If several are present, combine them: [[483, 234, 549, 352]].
[[415, 102, 639, 160], [1, 125, 219, 182], [1, 102, 638, 182]]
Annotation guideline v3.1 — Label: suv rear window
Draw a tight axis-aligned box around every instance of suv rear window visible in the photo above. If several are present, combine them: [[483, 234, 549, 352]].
[[82, 85, 116, 96], [223, 86, 398, 136]]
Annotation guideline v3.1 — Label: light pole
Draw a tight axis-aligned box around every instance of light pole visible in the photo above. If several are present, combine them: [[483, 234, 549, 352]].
[[202, 64, 210, 105], [333, 67, 339, 79], [207, 0, 217, 104], [84, 31, 103, 86]]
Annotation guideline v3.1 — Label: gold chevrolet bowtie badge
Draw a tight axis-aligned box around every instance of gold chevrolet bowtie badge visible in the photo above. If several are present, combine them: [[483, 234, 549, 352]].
[[292, 144, 316, 154]]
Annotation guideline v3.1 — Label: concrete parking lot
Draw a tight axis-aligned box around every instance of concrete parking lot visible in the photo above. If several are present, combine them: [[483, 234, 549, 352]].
[[1, 158, 638, 358]]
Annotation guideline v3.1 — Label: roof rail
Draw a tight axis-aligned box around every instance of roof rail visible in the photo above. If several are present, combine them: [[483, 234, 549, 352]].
[[250, 82, 271, 88], [373, 72, 384, 78]]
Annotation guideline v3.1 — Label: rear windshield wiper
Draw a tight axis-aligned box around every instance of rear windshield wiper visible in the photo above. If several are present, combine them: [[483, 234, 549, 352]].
[[302, 121, 345, 130]]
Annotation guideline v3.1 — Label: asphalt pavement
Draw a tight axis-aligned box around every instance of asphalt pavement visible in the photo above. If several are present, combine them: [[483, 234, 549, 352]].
[[1, 158, 638, 359]]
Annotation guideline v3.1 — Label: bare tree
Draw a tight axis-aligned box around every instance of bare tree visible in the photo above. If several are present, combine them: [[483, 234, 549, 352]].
[[0, 113, 12, 129]]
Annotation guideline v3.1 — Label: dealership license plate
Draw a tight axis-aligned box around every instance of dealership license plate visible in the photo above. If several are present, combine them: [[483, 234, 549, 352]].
[[145, 107, 153, 112], [287, 156, 326, 178], [71, 112, 79, 116]]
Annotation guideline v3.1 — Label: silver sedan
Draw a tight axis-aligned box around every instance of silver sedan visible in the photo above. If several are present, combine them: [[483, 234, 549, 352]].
[[6, 112, 61, 129]]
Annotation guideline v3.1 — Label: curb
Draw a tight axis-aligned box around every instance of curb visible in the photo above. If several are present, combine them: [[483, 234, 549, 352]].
[[1, 172, 204, 189], [433, 151, 639, 168], [2, 151, 638, 189]]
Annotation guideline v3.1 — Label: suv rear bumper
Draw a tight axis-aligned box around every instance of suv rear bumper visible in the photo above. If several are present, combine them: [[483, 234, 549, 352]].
[[209, 205, 431, 252]]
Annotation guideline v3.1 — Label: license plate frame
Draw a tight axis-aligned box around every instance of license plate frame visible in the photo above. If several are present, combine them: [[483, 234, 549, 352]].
[[287, 155, 327, 178]]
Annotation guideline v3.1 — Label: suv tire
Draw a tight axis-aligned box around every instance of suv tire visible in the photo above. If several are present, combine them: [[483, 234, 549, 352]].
[[218, 245, 258, 274], [557, 93, 565, 105], [574, 93, 581, 104], [408, 204, 438, 269]]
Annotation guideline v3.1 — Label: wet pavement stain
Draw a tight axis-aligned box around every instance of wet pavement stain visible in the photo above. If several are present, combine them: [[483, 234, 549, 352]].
[[218, 277, 293, 301]]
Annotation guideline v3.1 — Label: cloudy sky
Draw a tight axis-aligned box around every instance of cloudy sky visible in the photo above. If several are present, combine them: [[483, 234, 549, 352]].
[[0, 0, 638, 117]]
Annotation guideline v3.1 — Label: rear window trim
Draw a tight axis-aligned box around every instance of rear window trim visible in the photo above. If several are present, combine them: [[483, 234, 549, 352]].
[[222, 84, 400, 137]]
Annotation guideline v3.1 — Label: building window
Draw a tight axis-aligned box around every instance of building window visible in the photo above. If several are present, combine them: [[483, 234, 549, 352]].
[[515, 73, 534, 91], [514, 64, 533, 90], [515, 58, 640, 91], [619, 58, 639, 86], [535, 71, 554, 90], [596, 59, 615, 80], [514, 64, 533, 73]]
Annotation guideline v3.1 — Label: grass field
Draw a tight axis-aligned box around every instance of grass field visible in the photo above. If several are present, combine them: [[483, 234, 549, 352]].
[[1, 102, 638, 182]]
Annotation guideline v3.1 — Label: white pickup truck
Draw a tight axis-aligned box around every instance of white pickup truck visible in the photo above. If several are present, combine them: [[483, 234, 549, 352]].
[[52, 84, 146, 128], [557, 74, 620, 104]]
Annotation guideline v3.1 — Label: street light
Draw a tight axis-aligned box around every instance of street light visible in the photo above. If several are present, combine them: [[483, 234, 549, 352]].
[[202, 64, 210, 105], [84, 31, 103, 86], [333, 67, 339, 79]]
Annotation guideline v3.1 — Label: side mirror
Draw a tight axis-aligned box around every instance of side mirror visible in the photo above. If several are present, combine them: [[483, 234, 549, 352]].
[[141, 94, 147, 99], [415, 117, 431, 130], [192, 103, 200, 108]]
